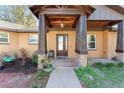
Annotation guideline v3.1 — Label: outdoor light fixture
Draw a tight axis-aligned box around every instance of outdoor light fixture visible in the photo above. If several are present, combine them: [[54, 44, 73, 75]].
[[60, 21, 64, 28]]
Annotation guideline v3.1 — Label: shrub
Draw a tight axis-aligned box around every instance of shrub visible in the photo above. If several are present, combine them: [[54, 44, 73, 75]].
[[117, 62, 124, 68], [104, 63, 117, 68], [32, 54, 38, 64], [75, 67, 84, 78], [32, 82, 44, 88], [92, 62, 105, 68], [76, 66, 100, 80], [35, 70, 51, 80], [16, 48, 29, 66], [92, 62, 117, 69]]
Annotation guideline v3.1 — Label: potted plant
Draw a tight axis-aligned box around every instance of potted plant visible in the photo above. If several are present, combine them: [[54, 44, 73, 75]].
[[1, 53, 16, 67], [42, 57, 53, 72]]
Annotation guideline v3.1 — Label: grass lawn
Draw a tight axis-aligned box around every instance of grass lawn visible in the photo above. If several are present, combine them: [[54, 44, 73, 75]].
[[26, 70, 51, 88], [75, 62, 124, 88]]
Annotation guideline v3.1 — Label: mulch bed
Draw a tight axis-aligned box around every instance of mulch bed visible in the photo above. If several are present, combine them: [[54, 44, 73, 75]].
[[0, 62, 37, 88], [25, 70, 51, 88]]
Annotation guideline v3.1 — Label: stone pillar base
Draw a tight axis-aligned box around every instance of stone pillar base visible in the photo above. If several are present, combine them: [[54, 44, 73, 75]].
[[117, 53, 124, 62], [37, 54, 46, 69], [77, 54, 87, 67]]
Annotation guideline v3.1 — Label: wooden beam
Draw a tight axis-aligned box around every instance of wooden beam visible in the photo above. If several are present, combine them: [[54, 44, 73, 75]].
[[38, 14, 47, 54], [108, 20, 121, 26], [40, 8, 84, 15], [75, 14, 88, 54], [48, 27, 76, 31], [87, 26, 108, 31], [47, 15, 76, 19], [63, 5, 69, 8], [45, 16, 52, 28], [72, 16, 79, 28], [51, 21, 74, 24], [116, 20, 124, 53], [55, 5, 61, 8]]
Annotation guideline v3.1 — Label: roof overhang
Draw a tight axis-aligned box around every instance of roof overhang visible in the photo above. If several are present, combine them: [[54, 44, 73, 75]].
[[29, 5, 95, 18], [106, 5, 124, 15]]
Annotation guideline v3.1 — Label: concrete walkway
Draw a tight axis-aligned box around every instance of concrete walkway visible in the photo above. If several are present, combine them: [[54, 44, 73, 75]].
[[46, 67, 82, 88]]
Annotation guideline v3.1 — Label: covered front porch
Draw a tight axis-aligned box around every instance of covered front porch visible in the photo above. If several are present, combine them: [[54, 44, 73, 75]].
[[29, 5, 124, 68], [53, 58, 77, 68]]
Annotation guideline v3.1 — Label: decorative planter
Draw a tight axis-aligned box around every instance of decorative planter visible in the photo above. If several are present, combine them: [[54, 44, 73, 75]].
[[42, 64, 53, 72], [2, 56, 15, 67]]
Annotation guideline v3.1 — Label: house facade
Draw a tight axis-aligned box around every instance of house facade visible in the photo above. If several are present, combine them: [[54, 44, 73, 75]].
[[0, 5, 124, 67], [0, 27, 117, 58]]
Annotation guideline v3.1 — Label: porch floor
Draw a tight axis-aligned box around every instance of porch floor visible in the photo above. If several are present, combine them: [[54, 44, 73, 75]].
[[52, 57, 78, 68]]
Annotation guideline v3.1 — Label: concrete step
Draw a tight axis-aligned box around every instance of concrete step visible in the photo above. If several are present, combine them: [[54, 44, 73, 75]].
[[53, 66, 78, 70]]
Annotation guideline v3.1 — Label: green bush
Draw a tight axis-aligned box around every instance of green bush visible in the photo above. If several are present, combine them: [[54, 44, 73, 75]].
[[75, 67, 84, 78], [92, 62, 105, 68], [35, 70, 51, 80], [75, 62, 124, 88], [32, 82, 45, 88], [117, 62, 124, 68], [105, 63, 117, 68], [76, 66, 100, 80], [92, 62, 117, 69], [32, 54, 38, 64]]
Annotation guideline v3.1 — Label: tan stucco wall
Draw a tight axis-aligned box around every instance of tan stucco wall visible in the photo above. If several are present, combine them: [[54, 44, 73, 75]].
[[107, 31, 117, 58], [103, 30, 108, 58], [47, 31, 77, 58], [0, 29, 117, 58], [47, 30, 117, 58], [87, 31, 104, 58], [0, 30, 19, 54], [0, 30, 38, 57], [102, 30, 117, 59], [18, 33, 38, 57]]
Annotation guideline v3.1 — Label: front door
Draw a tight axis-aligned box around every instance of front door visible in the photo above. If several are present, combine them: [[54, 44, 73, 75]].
[[57, 34, 68, 57]]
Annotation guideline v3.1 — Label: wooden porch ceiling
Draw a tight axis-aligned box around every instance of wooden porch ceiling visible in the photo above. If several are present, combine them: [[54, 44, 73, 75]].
[[47, 17, 120, 28], [29, 5, 95, 18], [47, 15, 78, 27]]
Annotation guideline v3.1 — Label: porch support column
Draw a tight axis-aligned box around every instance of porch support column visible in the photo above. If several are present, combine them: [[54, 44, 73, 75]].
[[116, 20, 124, 62], [38, 14, 47, 69], [75, 14, 88, 67]]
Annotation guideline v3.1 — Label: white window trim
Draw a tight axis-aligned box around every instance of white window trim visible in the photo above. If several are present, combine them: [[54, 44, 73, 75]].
[[28, 34, 38, 44], [87, 34, 96, 50], [0, 32, 9, 44]]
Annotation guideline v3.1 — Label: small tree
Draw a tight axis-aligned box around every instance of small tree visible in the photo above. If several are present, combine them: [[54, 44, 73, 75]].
[[0, 5, 37, 27]]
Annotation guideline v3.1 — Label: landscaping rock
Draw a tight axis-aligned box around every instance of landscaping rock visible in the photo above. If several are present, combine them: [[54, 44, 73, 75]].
[[87, 75, 94, 81]]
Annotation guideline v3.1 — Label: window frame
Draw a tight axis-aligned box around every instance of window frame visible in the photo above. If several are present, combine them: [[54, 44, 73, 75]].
[[0, 32, 9, 44], [87, 34, 96, 50], [28, 34, 38, 45]]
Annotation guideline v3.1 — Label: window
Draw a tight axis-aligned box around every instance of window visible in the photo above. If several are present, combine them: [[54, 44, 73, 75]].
[[29, 34, 38, 44], [87, 34, 96, 50], [0, 32, 9, 43]]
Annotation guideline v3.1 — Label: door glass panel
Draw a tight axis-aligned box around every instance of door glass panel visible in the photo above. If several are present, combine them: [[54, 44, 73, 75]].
[[58, 36, 64, 50], [65, 36, 68, 50]]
